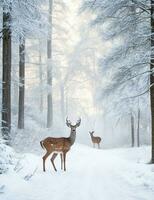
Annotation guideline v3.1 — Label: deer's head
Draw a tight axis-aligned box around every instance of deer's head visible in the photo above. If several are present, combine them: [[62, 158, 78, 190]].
[[66, 117, 81, 133], [89, 131, 94, 136]]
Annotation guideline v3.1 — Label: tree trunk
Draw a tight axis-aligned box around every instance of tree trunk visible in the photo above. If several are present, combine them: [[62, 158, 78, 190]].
[[18, 38, 25, 129], [12, 68, 18, 115], [39, 40, 43, 113], [65, 89, 68, 117], [60, 84, 65, 123], [47, 0, 53, 128], [2, 5, 12, 142], [131, 113, 135, 147], [150, 0, 154, 163], [129, 4, 136, 148], [137, 107, 140, 147]]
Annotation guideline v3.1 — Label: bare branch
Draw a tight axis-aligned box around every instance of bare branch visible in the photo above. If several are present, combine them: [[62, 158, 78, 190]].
[[123, 84, 154, 99]]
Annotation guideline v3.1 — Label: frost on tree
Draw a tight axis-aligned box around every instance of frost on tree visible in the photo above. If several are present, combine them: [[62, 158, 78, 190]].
[[2, 3, 12, 143]]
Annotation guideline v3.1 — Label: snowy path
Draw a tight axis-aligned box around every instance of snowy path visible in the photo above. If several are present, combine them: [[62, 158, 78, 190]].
[[1, 144, 154, 200]]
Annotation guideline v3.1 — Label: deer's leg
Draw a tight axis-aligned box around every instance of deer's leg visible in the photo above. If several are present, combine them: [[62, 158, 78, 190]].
[[63, 152, 67, 171], [50, 153, 58, 172], [93, 143, 95, 148], [98, 143, 101, 149], [43, 151, 52, 172], [60, 153, 63, 170]]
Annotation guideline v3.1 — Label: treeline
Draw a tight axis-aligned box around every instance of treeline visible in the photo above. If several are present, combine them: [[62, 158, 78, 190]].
[[83, 0, 154, 162], [0, 0, 71, 145], [0, 0, 88, 149]]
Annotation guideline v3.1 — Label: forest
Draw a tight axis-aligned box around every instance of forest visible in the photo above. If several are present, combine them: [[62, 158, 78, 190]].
[[0, 0, 154, 200]]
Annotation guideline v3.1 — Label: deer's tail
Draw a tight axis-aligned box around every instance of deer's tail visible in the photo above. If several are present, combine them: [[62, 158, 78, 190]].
[[40, 140, 44, 149]]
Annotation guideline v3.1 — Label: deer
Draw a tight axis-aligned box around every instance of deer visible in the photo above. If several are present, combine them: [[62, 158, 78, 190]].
[[89, 131, 101, 149], [40, 117, 81, 172]]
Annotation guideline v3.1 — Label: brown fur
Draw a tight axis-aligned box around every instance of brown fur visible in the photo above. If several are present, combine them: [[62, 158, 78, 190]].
[[40, 118, 81, 172], [89, 131, 102, 149]]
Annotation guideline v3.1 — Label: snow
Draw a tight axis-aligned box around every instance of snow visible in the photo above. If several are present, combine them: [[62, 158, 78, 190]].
[[0, 144, 154, 200], [0, 139, 16, 174]]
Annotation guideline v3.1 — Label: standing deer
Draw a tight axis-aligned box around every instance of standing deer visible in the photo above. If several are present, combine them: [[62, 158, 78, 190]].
[[89, 131, 101, 149], [40, 118, 81, 172]]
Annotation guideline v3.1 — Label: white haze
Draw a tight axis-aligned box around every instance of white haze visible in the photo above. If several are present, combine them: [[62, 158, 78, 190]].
[[1, 0, 148, 154]]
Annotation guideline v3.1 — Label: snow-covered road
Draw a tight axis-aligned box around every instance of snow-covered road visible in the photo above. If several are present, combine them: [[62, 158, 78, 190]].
[[1, 144, 154, 200]]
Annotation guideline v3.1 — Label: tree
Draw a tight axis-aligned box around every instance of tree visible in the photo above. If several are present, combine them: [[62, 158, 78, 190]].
[[18, 37, 25, 129], [82, 0, 150, 148], [13, 0, 47, 129], [137, 103, 140, 147], [39, 39, 43, 113], [47, 0, 53, 128], [131, 113, 135, 147], [150, 0, 154, 163], [2, 2, 12, 143], [46, 0, 72, 124]]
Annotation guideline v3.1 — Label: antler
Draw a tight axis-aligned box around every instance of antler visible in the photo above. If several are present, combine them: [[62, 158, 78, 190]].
[[66, 117, 72, 127], [75, 118, 81, 127]]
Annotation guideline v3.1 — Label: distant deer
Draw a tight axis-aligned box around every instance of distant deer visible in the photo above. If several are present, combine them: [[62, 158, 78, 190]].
[[89, 131, 101, 149], [40, 118, 81, 172]]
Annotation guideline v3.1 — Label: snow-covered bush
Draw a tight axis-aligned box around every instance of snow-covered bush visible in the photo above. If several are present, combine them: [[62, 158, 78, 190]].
[[0, 139, 16, 174]]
